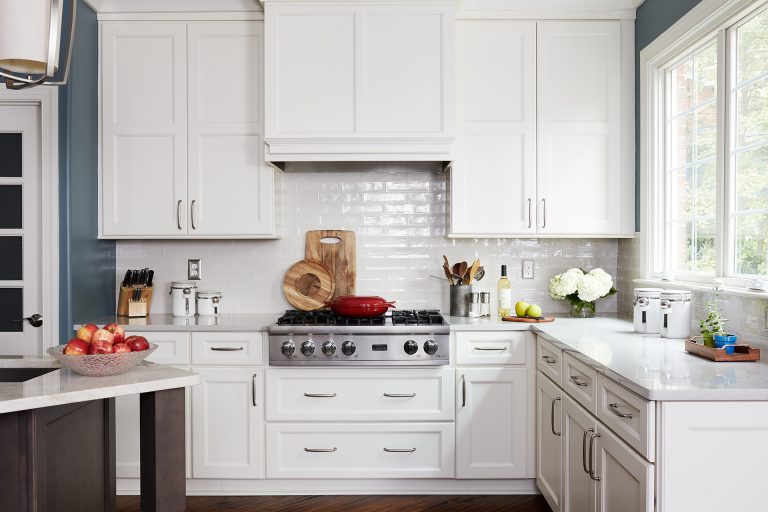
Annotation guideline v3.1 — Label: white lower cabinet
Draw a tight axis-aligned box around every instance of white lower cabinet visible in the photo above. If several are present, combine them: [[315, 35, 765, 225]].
[[456, 367, 529, 479], [536, 372, 562, 512], [191, 367, 265, 479], [265, 423, 454, 479], [562, 393, 597, 512]]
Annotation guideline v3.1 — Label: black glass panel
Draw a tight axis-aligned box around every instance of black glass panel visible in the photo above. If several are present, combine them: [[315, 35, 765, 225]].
[[0, 133, 22, 178], [0, 186, 22, 229], [0, 288, 22, 333], [0, 237, 22, 280]]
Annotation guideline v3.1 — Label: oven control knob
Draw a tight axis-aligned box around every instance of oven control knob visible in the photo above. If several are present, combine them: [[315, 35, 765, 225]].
[[281, 341, 295, 357], [404, 340, 419, 355], [341, 341, 356, 356], [322, 341, 336, 356], [423, 340, 438, 355], [301, 341, 315, 356]]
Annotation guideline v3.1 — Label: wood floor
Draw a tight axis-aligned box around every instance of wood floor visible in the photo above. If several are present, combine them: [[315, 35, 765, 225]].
[[116, 494, 550, 512]]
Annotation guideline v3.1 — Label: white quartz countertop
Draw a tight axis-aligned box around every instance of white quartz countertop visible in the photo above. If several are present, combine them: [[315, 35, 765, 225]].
[[0, 362, 199, 414], [74, 313, 278, 333]]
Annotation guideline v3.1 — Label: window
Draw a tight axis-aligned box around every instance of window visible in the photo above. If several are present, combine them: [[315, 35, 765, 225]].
[[646, 0, 768, 285]]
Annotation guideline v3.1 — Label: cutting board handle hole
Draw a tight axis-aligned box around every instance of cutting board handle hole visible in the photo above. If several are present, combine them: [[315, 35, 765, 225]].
[[296, 273, 322, 297], [320, 237, 342, 244]]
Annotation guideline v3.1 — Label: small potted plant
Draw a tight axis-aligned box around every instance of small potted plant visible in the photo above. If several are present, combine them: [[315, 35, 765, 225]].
[[699, 286, 726, 347]]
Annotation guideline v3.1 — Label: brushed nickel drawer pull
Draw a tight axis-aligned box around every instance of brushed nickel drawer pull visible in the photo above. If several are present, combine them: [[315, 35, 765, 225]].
[[527, 198, 532, 228], [210, 346, 244, 352], [582, 428, 592, 475], [252, 373, 257, 407], [608, 403, 633, 419], [191, 199, 197, 230], [475, 347, 508, 351], [383, 393, 416, 398], [570, 375, 589, 387], [551, 396, 561, 436], [176, 200, 182, 230], [303, 393, 337, 398], [542, 354, 557, 364], [461, 374, 467, 407], [589, 431, 601, 481], [304, 447, 337, 453], [384, 447, 416, 453]]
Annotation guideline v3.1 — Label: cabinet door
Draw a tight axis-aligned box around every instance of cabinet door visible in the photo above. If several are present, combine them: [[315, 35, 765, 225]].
[[191, 367, 264, 479], [562, 395, 597, 512], [451, 20, 536, 236], [101, 22, 188, 236], [536, 372, 563, 512], [537, 21, 622, 235], [595, 426, 654, 512], [456, 367, 528, 479], [187, 22, 274, 236]]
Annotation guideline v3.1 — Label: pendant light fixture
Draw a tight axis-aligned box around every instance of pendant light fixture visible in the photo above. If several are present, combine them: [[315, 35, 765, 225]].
[[0, 0, 76, 90]]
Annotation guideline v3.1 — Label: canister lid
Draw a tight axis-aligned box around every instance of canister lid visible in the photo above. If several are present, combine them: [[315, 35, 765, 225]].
[[660, 289, 692, 300], [197, 290, 222, 298], [171, 281, 197, 289], [634, 288, 662, 298]]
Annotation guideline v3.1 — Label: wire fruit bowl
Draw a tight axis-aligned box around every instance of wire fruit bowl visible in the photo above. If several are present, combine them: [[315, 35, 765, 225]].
[[46, 343, 158, 376]]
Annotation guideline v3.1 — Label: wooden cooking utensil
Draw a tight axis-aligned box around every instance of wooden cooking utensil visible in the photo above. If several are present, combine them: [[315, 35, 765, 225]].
[[283, 260, 336, 311], [305, 230, 355, 299], [458, 262, 468, 284], [443, 264, 454, 284], [468, 259, 480, 284]]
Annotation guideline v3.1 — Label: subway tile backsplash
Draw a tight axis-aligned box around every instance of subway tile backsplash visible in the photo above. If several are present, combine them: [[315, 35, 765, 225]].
[[117, 162, 619, 316]]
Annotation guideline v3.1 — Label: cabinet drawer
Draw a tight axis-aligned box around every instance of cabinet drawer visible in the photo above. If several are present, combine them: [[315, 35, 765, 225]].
[[266, 368, 454, 421], [563, 353, 597, 414], [129, 331, 190, 365], [191, 332, 262, 365], [455, 331, 529, 365], [536, 336, 563, 386], [266, 423, 454, 479], [596, 375, 655, 462]]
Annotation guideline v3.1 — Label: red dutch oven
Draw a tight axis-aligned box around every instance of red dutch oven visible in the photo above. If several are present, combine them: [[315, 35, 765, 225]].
[[326, 296, 396, 318]]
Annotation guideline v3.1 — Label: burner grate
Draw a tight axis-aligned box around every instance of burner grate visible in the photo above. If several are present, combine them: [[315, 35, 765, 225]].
[[277, 310, 386, 327], [390, 310, 444, 326]]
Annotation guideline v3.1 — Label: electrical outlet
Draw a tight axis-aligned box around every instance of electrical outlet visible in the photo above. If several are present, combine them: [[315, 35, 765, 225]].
[[188, 259, 202, 280], [522, 260, 535, 279]]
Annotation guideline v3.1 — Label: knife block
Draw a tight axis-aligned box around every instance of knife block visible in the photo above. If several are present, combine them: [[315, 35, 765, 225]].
[[117, 286, 154, 318]]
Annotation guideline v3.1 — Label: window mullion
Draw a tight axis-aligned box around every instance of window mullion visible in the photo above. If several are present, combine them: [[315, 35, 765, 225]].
[[720, 26, 735, 278]]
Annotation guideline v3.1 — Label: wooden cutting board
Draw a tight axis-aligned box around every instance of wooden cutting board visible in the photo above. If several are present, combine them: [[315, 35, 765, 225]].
[[502, 316, 556, 323], [305, 230, 356, 299], [283, 260, 335, 311]]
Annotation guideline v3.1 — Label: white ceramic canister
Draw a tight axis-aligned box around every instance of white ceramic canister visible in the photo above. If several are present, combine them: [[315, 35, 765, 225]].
[[170, 281, 197, 317], [659, 290, 692, 339], [633, 288, 662, 334], [197, 290, 222, 316]]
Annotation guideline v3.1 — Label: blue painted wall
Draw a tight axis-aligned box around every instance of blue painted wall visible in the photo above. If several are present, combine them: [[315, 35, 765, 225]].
[[58, 0, 116, 341], [634, 0, 705, 230]]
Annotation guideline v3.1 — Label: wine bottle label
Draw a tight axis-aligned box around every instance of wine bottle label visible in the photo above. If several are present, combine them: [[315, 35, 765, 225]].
[[499, 289, 512, 309]]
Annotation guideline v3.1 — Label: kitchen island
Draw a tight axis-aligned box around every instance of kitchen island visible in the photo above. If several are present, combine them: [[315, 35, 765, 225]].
[[0, 359, 198, 512]]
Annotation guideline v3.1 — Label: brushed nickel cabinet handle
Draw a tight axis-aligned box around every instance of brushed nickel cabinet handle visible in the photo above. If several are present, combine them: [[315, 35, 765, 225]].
[[474, 347, 508, 351], [303, 393, 337, 398], [582, 428, 593, 475], [304, 447, 337, 453], [542, 198, 547, 229], [551, 396, 561, 436], [589, 431, 601, 481], [191, 199, 197, 230], [461, 374, 467, 407], [528, 198, 532, 228], [176, 200, 182, 230], [384, 447, 416, 453], [541, 354, 557, 364], [210, 346, 244, 352], [570, 375, 589, 387], [383, 393, 416, 398], [252, 374, 257, 407], [608, 403, 634, 419]]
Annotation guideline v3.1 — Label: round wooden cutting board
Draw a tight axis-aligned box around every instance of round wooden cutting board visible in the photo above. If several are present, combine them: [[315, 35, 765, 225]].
[[283, 260, 336, 311]]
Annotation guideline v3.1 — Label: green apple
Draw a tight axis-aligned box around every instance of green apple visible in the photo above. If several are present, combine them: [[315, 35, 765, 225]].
[[515, 301, 529, 317], [526, 303, 543, 318]]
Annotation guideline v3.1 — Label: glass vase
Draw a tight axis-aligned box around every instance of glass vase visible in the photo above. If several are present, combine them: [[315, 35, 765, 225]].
[[569, 301, 596, 318]]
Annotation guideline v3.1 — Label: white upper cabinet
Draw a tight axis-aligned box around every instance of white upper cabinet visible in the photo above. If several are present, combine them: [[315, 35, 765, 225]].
[[100, 21, 276, 239], [450, 18, 634, 238], [263, 0, 456, 161]]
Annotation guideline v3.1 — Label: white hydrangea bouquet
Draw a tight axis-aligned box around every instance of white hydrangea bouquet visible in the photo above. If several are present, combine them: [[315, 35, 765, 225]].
[[548, 268, 616, 317]]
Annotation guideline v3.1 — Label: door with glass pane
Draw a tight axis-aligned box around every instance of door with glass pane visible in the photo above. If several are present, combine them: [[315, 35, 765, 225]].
[[0, 105, 42, 355]]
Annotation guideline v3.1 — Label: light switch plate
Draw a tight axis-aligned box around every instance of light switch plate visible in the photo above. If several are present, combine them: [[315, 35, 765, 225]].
[[188, 259, 202, 280], [522, 260, 534, 279]]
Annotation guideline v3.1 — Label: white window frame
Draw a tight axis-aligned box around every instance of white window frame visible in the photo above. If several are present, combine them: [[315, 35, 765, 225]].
[[641, 0, 768, 293]]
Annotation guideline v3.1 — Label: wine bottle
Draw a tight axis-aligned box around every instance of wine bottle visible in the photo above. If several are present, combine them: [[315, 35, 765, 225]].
[[498, 265, 512, 317]]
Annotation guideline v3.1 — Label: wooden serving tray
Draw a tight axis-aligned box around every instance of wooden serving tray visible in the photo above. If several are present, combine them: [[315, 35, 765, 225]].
[[685, 339, 760, 362], [502, 316, 555, 324]]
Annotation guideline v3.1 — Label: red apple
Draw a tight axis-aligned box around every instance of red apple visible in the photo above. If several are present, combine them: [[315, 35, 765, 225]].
[[112, 343, 131, 354], [76, 323, 98, 343], [91, 329, 114, 345], [64, 338, 89, 355], [103, 323, 126, 344], [89, 339, 113, 354], [126, 335, 149, 352]]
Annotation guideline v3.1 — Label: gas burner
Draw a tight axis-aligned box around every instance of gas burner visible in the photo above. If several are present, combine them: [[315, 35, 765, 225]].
[[277, 310, 386, 327], [391, 310, 445, 326]]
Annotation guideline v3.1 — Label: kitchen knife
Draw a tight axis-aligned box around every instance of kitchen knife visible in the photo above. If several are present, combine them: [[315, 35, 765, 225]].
[[139, 268, 147, 286], [122, 270, 131, 287], [147, 270, 154, 287]]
